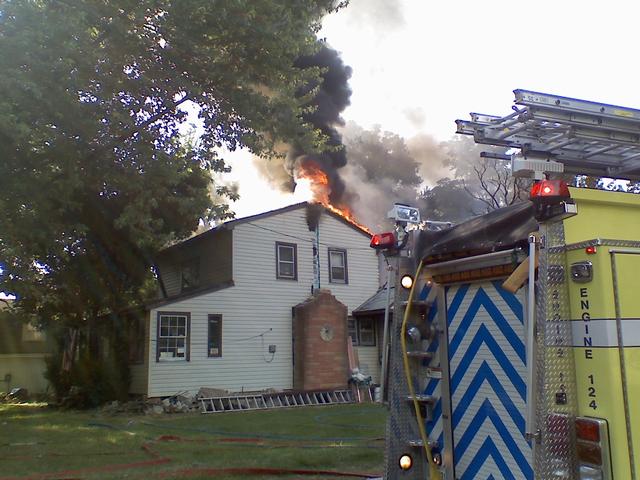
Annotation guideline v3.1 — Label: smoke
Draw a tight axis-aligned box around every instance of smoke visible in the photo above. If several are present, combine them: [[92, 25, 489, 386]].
[[339, 123, 448, 229], [339, 0, 406, 32], [406, 134, 451, 185], [254, 44, 354, 207]]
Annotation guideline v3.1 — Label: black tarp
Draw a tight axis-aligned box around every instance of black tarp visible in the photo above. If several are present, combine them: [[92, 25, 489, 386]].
[[415, 201, 537, 264]]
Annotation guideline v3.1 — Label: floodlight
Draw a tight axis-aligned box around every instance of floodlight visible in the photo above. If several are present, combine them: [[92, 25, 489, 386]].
[[388, 204, 421, 224]]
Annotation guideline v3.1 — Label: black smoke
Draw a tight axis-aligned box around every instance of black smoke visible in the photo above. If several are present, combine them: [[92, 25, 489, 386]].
[[252, 44, 354, 208], [292, 45, 353, 207]]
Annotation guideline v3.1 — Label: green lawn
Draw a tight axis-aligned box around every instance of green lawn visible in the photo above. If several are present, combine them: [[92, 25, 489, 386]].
[[0, 402, 387, 480]]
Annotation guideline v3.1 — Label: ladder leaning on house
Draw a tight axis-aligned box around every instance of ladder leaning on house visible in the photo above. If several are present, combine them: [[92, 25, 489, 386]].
[[199, 389, 354, 414]]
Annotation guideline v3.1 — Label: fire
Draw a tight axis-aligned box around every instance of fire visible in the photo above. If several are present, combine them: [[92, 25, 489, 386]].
[[296, 160, 372, 235]]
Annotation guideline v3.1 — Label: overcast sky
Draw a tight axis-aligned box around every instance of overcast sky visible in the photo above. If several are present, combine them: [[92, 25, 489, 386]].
[[225, 0, 640, 218]]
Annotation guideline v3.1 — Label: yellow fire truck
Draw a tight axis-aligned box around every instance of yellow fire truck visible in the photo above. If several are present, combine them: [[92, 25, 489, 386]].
[[377, 91, 640, 479]]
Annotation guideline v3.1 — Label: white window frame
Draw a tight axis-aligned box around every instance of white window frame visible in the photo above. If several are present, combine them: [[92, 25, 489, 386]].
[[156, 312, 190, 362], [276, 242, 297, 280], [328, 248, 348, 284], [349, 317, 376, 346]]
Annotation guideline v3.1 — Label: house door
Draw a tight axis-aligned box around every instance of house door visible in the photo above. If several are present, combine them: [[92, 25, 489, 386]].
[[445, 280, 533, 479]]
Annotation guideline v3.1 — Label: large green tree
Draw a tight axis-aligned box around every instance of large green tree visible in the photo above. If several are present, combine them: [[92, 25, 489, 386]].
[[0, 0, 345, 399]]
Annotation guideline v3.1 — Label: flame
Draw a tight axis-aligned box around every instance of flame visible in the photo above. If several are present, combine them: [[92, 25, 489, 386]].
[[296, 161, 372, 235]]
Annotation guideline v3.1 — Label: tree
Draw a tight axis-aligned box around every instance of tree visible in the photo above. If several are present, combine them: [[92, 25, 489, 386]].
[[340, 123, 423, 228], [419, 178, 480, 223], [0, 0, 345, 403], [443, 136, 530, 213]]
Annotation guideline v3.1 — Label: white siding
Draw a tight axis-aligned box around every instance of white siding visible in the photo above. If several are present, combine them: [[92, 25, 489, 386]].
[[0, 354, 49, 394], [145, 206, 379, 397]]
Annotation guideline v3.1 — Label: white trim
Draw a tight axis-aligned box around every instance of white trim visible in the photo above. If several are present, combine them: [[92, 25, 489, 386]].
[[571, 318, 640, 347]]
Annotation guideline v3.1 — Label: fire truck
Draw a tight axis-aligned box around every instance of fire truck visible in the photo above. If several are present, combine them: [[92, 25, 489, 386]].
[[376, 90, 640, 479]]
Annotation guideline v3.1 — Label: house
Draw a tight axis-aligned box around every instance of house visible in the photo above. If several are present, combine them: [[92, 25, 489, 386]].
[[0, 300, 52, 395], [129, 202, 381, 398]]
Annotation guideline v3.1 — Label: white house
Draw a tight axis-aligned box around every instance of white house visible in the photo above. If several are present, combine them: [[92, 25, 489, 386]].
[[129, 202, 381, 398]]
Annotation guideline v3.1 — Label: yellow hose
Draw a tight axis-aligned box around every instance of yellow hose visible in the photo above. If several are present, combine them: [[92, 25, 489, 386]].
[[400, 259, 442, 479]]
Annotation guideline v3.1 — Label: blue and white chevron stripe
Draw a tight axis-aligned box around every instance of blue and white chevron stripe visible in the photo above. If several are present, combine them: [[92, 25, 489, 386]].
[[447, 281, 532, 480]]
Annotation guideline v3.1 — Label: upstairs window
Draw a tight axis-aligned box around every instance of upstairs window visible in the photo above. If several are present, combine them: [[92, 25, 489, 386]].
[[157, 312, 190, 361], [328, 248, 348, 284], [181, 258, 200, 292], [276, 242, 297, 280]]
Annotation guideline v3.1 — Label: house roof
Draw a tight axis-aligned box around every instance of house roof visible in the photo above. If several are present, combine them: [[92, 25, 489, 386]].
[[146, 281, 235, 309], [353, 285, 408, 316], [160, 202, 372, 255]]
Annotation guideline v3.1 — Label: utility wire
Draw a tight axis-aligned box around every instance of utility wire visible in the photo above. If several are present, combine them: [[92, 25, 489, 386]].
[[245, 222, 374, 252]]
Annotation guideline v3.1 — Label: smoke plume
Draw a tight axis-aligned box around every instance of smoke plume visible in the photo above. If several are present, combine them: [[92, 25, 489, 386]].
[[253, 44, 353, 208]]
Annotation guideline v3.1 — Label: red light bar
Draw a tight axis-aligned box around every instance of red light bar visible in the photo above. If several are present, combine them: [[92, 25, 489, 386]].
[[530, 180, 571, 203], [370, 232, 396, 250], [576, 418, 601, 443], [586, 246, 597, 255]]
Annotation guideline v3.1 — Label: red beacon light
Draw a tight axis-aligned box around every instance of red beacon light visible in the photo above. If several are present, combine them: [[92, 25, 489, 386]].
[[530, 179, 571, 203], [370, 232, 396, 250]]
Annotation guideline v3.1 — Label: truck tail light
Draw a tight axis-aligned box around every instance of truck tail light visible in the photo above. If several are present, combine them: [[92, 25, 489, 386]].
[[370, 232, 396, 249], [575, 417, 612, 479], [576, 417, 600, 443]]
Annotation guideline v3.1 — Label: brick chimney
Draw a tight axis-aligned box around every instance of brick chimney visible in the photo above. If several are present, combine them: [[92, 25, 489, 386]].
[[293, 289, 348, 391]]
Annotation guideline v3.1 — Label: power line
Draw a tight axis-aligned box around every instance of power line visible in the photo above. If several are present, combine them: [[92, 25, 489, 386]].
[[244, 222, 374, 252]]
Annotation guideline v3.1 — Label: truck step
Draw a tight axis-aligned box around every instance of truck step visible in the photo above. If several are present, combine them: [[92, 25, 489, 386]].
[[400, 300, 432, 308], [406, 351, 433, 359], [406, 394, 436, 404], [407, 439, 439, 449]]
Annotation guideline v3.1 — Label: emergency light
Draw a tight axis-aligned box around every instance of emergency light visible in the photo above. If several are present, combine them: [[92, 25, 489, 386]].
[[530, 179, 571, 202], [529, 179, 576, 222], [370, 232, 396, 250]]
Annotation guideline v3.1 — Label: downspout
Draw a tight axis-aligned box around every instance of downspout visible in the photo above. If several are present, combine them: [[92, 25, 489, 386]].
[[313, 224, 321, 292], [379, 260, 393, 402]]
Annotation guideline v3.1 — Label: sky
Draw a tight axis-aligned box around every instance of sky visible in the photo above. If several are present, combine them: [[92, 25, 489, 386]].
[[224, 0, 640, 219]]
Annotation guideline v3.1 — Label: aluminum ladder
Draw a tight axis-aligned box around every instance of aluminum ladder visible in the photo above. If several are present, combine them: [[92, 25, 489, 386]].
[[456, 89, 640, 181], [199, 389, 354, 413]]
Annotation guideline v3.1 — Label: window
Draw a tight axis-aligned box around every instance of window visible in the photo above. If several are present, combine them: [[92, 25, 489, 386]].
[[156, 312, 190, 361], [181, 258, 200, 292], [328, 248, 348, 284], [276, 242, 297, 280], [349, 317, 376, 346], [208, 314, 222, 357], [347, 316, 357, 345]]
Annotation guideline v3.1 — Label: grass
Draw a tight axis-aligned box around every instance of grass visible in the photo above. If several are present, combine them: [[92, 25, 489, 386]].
[[0, 402, 387, 480]]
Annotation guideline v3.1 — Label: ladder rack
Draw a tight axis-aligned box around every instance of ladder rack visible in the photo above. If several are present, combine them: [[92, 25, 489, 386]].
[[456, 89, 640, 180]]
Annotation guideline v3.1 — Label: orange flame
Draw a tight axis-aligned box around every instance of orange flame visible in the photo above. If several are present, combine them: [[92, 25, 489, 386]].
[[297, 161, 372, 235]]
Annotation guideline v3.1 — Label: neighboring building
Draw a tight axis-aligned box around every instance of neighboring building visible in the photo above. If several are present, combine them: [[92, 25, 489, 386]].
[[0, 300, 52, 395], [130, 202, 380, 397]]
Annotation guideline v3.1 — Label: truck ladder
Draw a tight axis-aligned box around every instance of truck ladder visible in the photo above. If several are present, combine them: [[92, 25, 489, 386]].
[[456, 90, 640, 180]]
